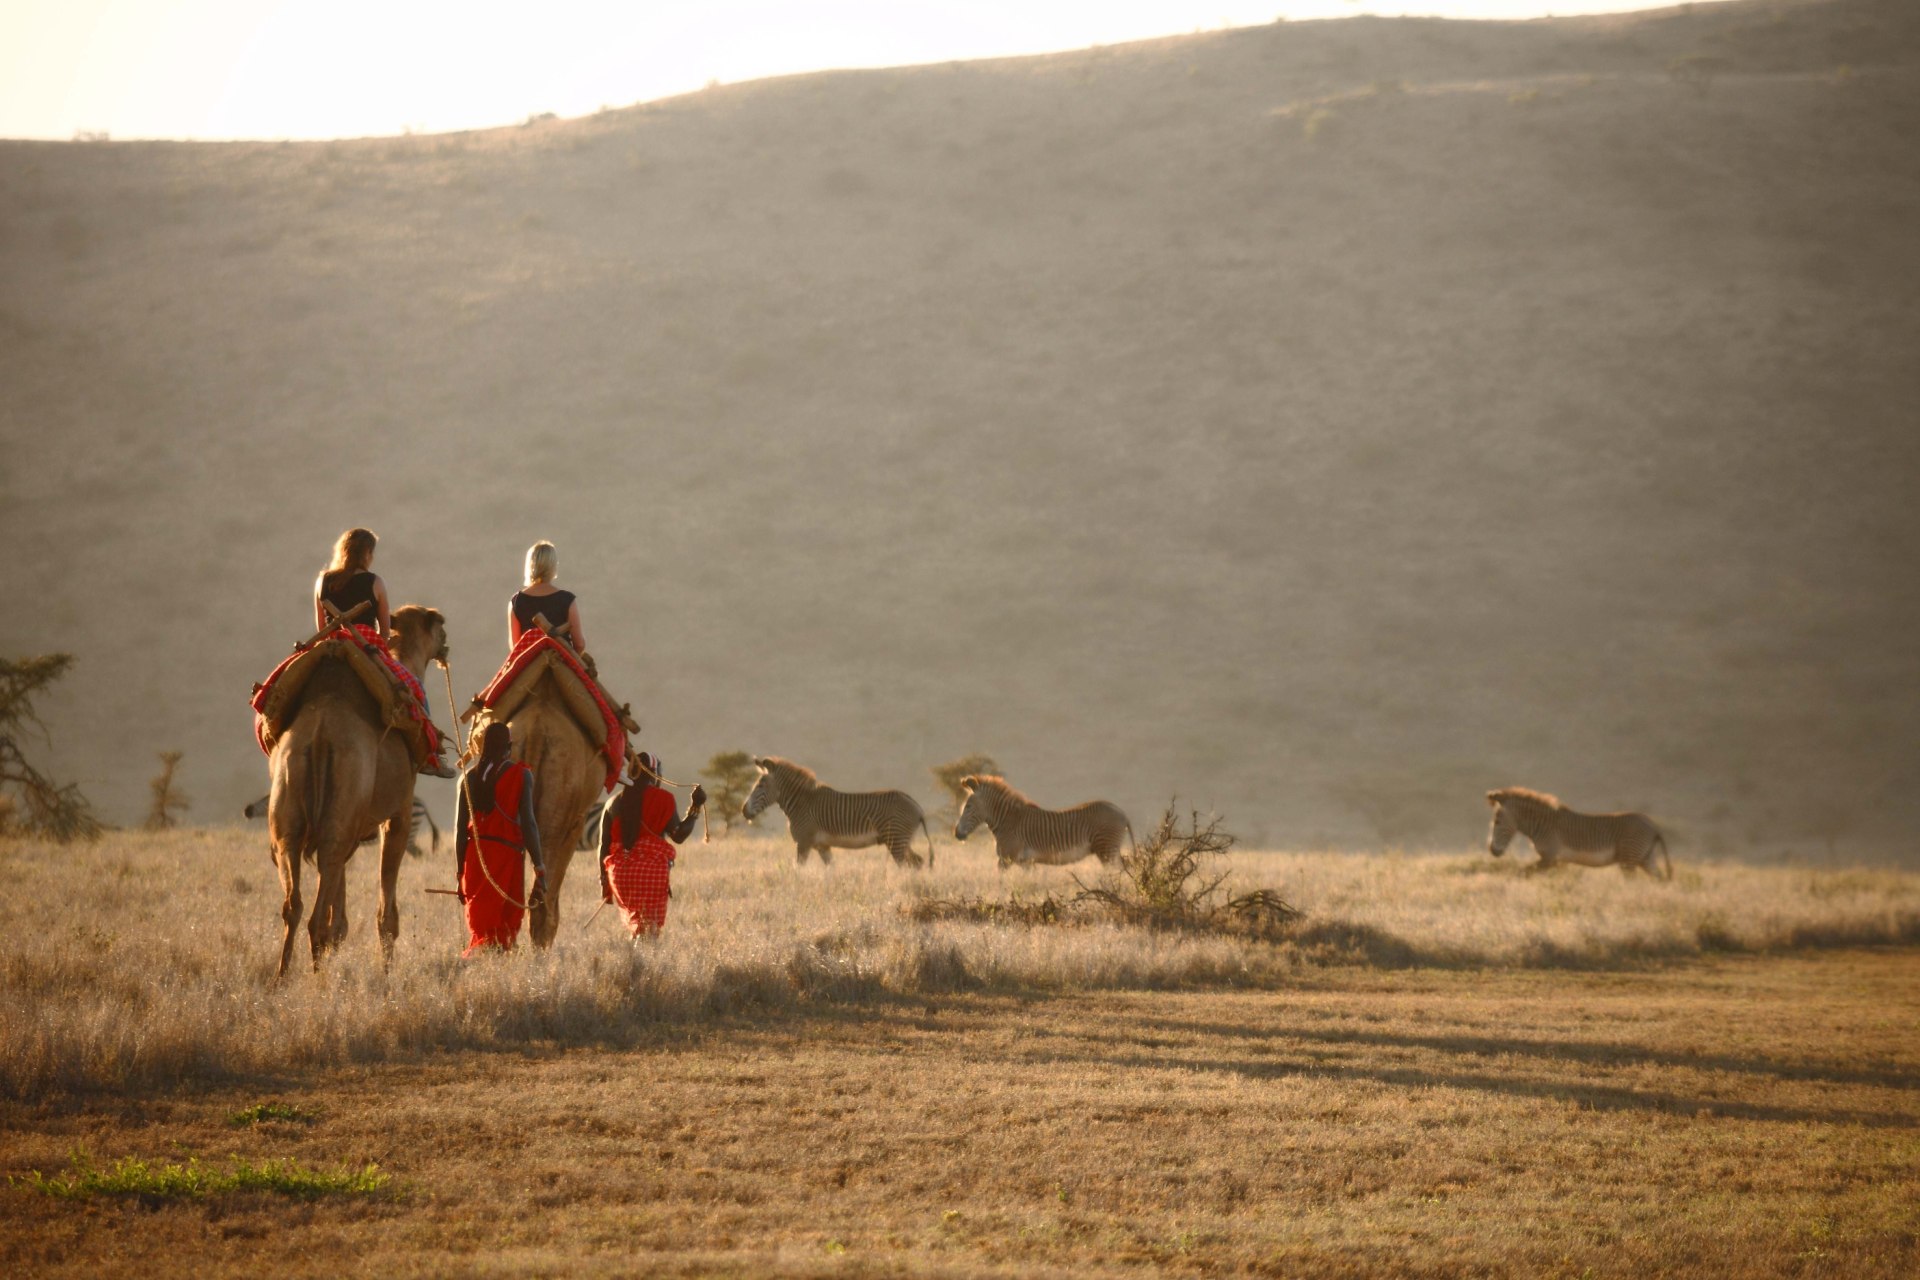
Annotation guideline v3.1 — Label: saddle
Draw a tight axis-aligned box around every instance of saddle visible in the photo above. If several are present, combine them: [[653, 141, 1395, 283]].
[[250, 630, 441, 770], [462, 632, 636, 790]]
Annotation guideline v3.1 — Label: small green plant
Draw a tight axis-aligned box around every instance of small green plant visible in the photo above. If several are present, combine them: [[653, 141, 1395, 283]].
[[17, 1151, 389, 1200], [227, 1101, 319, 1127]]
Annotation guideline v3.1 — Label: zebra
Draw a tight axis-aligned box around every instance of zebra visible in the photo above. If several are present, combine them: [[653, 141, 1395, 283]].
[[955, 775, 1133, 869], [1486, 787, 1671, 880], [245, 792, 440, 859], [742, 756, 934, 868]]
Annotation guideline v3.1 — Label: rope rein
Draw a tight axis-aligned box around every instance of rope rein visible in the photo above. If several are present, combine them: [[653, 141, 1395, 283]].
[[438, 659, 467, 758], [461, 772, 543, 914]]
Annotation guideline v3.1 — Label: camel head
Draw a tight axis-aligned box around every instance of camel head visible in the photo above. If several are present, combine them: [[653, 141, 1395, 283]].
[[390, 605, 449, 673]]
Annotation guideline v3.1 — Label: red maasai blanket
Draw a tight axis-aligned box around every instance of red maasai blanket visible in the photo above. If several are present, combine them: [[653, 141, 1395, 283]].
[[250, 624, 441, 759], [603, 788, 681, 936], [475, 631, 627, 790]]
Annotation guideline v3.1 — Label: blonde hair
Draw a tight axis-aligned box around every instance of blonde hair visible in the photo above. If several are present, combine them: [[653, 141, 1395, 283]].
[[524, 541, 558, 587], [326, 528, 377, 577]]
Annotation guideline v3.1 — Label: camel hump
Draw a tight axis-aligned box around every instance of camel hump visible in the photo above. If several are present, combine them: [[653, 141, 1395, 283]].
[[467, 634, 632, 790], [251, 637, 438, 767]]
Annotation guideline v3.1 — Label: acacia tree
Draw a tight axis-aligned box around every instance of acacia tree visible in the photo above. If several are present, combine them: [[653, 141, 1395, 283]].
[[0, 654, 103, 842], [144, 750, 191, 831], [930, 753, 1001, 824], [699, 750, 760, 835]]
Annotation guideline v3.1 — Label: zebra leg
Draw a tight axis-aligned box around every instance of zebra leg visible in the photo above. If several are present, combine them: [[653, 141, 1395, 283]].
[[794, 841, 811, 866], [885, 828, 922, 869], [816, 844, 834, 866]]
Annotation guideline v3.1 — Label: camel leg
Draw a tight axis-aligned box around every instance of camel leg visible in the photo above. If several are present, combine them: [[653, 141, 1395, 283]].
[[526, 844, 573, 950], [309, 848, 353, 968], [377, 811, 410, 969], [308, 860, 333, 969], [274, 849, 303, 981]]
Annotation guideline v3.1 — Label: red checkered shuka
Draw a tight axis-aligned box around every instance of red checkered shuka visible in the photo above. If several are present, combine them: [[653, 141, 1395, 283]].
[[604, 786, 680, 936]]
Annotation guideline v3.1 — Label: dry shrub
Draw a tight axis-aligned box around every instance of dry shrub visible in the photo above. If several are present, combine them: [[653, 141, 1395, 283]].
[[915, 807, 1301, 940], [909, 892, 1071, 926], [1078, 806, 1300, 939]]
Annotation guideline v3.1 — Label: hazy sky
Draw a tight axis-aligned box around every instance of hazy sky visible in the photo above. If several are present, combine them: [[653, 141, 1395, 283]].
[[4, 0, 1676, 141]]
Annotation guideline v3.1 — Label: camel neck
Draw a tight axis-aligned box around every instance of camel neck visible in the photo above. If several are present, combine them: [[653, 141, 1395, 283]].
[[388, 636, 434, 681]]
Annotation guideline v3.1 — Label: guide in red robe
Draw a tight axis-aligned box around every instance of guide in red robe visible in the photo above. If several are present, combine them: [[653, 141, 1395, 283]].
[[599, 753, 705, 937], [455, 723, 547, 954]]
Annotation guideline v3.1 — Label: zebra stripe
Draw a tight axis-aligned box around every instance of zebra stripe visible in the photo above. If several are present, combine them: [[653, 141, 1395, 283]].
[[955, 775, 1132, 869], [743, 756, 934, 868], [1486, 787, 1671, 880]]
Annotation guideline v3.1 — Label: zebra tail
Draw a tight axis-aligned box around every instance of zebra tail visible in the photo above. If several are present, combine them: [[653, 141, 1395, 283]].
[[919, 817, 936, 869], [1653, 834, 1673, 882]]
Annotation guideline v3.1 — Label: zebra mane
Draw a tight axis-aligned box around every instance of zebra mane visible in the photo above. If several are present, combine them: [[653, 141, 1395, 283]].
[[968, 775, 1031, 806], [1489, 786, 1561, 813], [760, 756, 819, 787]]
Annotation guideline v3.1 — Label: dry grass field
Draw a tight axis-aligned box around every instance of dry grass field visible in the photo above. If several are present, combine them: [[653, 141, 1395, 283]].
[[4, 827, 1918, 1096], [3, 830, 1918, 1277]]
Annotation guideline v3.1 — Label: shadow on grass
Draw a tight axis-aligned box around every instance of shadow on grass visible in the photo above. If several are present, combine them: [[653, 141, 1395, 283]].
[[1119, 1015, 1920, 1093], [1040, 1047, 1920, 1129]]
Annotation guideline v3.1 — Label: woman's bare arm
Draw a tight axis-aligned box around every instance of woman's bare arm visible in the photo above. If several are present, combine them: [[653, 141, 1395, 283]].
[[566, 600, 586, 655], [372, 575, 391, 640]]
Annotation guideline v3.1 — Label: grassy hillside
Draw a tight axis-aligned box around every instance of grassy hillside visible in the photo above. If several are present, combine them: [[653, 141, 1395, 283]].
[[2, 0, 1917, 852]]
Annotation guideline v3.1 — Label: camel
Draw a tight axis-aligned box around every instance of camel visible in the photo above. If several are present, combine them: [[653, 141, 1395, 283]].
[[266, 605, 448, 977], [493, 670, 610, 946]]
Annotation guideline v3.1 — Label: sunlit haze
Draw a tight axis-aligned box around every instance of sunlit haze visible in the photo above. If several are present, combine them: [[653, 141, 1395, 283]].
[[4, 0, 1675, 141]]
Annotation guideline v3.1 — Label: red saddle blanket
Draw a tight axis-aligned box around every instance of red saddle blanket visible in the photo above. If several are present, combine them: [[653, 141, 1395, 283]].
[[472, 631, 630, 791], [250, 624, 442, 766]]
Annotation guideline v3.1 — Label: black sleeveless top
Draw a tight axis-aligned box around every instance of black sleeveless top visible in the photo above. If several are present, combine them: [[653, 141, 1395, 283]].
[[320, 570, 378, 623], [512, 589, 575, 635]]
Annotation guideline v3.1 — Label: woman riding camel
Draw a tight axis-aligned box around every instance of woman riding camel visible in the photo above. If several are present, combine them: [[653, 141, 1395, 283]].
[[509, 541, 588, 663], [314, 527, 390, 641], [312, 527, 455, 776], [455, 722, 548, 954], [599, 752, 706, 937]]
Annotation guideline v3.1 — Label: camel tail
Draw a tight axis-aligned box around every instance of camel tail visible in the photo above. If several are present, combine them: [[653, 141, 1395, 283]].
[[301, 739, 331, 866]]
